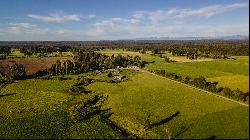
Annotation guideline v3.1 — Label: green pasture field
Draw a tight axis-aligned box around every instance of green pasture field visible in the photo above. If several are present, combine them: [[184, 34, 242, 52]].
[[0, 69, 248, 138], [0, 79, 124, 139], [7, 50, 25, 58], [87, 70, 249, 139], [99, 49, 249, 92]]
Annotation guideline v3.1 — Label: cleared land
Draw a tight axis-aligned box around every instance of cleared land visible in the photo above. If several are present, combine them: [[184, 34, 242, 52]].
[[0, 57, 73, 75]]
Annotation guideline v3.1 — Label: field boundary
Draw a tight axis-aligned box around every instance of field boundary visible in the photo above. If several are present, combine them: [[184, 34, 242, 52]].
[[124, 68, 249, 107]]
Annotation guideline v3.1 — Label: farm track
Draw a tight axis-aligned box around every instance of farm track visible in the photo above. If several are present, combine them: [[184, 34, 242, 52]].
[[124, 68, 249, 107]]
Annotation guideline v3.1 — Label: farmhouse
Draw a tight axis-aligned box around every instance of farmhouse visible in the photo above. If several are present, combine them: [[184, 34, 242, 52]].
[[112, 68, 120, 73], [114, 75, 126, 80], [127, 65, 139, 69], [100, 66, 107, 71]]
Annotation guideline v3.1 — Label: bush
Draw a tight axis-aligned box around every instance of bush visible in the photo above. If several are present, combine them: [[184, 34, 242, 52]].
[[107, 72, 113, 77], [221, 87, 232, 97]]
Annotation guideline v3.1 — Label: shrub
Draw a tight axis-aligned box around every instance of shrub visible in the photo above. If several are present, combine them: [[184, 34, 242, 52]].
[[107, 72, 113, 77], [221, 87, 232, 97]]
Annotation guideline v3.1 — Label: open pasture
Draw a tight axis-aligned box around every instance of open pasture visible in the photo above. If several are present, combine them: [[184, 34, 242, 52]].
[[0, 79, 123, 139], [87, 71, 249, 139]]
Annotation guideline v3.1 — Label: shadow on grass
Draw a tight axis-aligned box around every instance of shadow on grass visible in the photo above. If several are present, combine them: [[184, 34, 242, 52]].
[[100, 111, 138, 139], [208, 136, 217, 139], [0, 93, 17, 97], [146, 111, 180, 130], [172, 125, 190, 139]]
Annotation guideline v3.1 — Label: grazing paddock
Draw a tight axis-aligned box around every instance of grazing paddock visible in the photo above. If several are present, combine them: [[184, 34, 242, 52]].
[[0, 79, 124, 139], [87, 71, 249, 139]]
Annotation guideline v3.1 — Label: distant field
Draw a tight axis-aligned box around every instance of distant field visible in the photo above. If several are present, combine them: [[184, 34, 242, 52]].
[[169, 56, 214, 62], [207, 75, 249, 93], [99, 49, 249, 92], [87, 70, 249, 139], [0, 51, 75, 58]]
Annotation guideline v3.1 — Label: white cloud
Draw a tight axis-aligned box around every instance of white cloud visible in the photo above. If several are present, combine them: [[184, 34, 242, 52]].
[[88, 14, 96, 19], [7, 22, 49, 35], [88, 2, 248, 39], [131, 2, 248, 24], [173, 3, 248, 18], [28, 12, 80, 23]]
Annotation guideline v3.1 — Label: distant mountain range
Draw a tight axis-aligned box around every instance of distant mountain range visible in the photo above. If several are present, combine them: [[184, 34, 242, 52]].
[[134, 35, 249, 40]]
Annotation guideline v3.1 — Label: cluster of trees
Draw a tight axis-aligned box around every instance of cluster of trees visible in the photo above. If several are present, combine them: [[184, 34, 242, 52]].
[[151, 69, 249, 103], [0, 73, 7, 87], [67, 77, 110, 123], [3, 64, 26, 81], [0, 63, 26, 91], [164, 56, 175, 63], [69, 78, 93, 95], [48, 50, 144, 76]]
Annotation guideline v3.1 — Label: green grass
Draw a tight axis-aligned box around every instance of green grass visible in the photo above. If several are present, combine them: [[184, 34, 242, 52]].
[[87, 71, 249, 139], [0, 79, 123, 139], [207, 75, 249, 93], [0, 69, 248, 138], [7, 50, 25, 58], [47, 52, 75, 57]]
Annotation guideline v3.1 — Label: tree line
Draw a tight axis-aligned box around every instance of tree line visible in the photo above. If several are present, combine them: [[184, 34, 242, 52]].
[[150, 69, 249, 103], [0, 40, 248, 60]]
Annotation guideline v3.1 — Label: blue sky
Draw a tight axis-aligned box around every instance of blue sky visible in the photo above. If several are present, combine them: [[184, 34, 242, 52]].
[[0, 0, 248, 41]]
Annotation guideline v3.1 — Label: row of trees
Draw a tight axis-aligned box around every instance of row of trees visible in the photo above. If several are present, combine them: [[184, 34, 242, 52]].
[[48, 50, 144, 76], [151, 69, 249, 103]]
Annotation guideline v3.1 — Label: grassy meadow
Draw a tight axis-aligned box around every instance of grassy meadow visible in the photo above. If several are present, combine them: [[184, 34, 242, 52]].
[[87, 70, 249, 139], [0, 78, 125, 139], [0, 69, 248, 139]]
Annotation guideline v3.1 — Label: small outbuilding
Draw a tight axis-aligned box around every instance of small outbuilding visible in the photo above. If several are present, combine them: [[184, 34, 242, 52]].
[[114, 75, 127, 80]]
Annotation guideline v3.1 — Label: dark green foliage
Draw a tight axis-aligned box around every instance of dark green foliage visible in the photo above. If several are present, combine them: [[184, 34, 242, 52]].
[[221, 87, 232, 97], [68, 95, 108, 123], [164, 56, 173, 63], [183, 76, 191, 84], [6, 63, 26, 81], [107, 72, 113, 77], [49, 50, 143, 76], [192, 76, 207, 89]]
